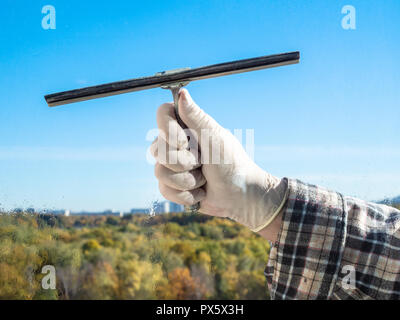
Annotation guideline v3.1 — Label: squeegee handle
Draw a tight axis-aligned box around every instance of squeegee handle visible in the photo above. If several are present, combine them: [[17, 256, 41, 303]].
[[170, 86, 201, 214], [171, 87, 189, 130]]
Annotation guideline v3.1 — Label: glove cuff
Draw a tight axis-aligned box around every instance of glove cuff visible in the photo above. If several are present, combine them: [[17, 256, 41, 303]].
[[251, 178, 289, 232]]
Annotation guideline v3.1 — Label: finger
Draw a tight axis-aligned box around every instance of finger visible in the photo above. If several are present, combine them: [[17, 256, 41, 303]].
[[155, 163, 206, 191], [158, 182, 206, 206], [178, 88, 221, 135], [151, 140, 201, 172], [156, 102, 188, 150], [150, 137, 158, 159]]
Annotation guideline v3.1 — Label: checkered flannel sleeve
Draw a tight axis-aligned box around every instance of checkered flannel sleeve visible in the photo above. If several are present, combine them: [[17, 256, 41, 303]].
[[264, 179, 400, 300]]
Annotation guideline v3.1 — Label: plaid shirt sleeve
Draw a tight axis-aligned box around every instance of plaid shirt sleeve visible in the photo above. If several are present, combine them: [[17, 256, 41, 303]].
[[264, 179, 400, 300]]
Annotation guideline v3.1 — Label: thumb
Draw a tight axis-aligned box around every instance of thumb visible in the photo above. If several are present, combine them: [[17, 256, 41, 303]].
[[178, 88, 220, 133]]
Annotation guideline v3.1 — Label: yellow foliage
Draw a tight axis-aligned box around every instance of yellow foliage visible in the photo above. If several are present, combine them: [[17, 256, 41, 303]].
[[117, 259, 164, 299], [0, 212, 271, 300], [157, 267, 207, 300]]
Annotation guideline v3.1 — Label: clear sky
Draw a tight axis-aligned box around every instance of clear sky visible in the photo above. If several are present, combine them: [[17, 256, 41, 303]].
[[0, 0, 399, 212]]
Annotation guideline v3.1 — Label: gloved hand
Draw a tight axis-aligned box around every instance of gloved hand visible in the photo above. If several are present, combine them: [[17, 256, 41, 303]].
[[150, 88, 288, 232]]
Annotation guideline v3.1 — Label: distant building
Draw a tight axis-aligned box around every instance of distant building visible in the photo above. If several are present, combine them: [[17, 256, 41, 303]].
[[151, 201, 184, 214], [129, 201, 183, 215], [49, 210, 65, 215], [130, 208, 150, 214], [168, 201, 184, 213], [22, 201, 184, 218]]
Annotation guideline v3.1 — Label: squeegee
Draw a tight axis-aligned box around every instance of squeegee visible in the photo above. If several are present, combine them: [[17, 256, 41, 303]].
[[44, 51, 300, 212]]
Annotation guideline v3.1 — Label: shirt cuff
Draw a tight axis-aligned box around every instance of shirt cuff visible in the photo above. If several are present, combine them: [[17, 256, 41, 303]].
[[270, 178, 348, 299]]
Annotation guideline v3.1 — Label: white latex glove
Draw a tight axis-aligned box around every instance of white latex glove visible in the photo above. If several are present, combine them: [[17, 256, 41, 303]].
[[150, 88, 288, 232]]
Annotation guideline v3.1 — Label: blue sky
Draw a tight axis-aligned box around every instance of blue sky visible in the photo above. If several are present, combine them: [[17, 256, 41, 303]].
[[0, 0, 399, 212]]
